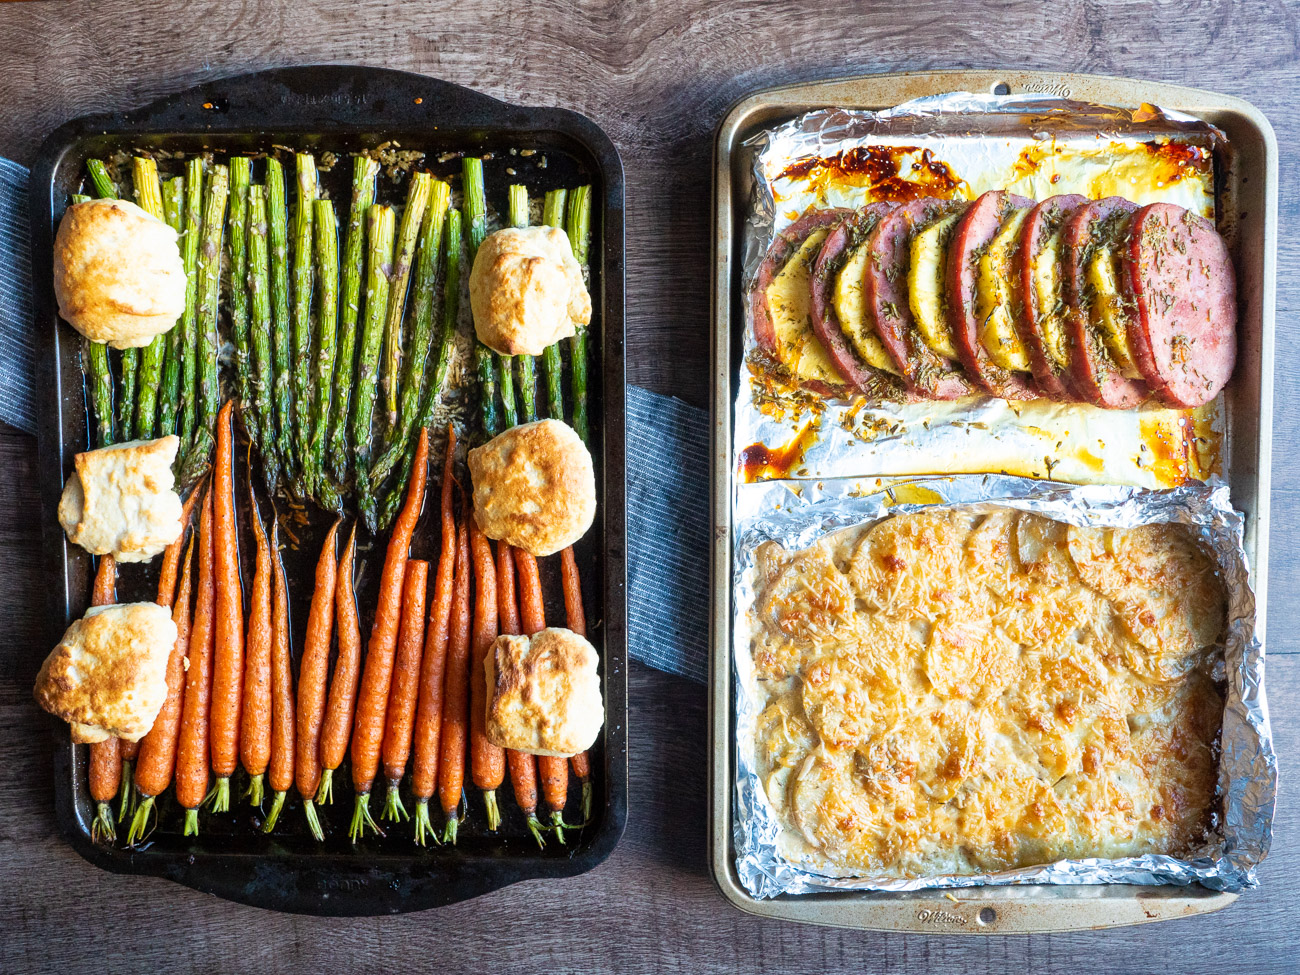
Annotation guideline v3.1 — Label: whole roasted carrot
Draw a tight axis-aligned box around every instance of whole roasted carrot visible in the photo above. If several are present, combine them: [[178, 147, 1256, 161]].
[[561, 545, 594, 822], [117, 488, 200, 826], [347, 428, 430, 841], [240, 485, 273, 806], [496, 540, 544, 846], [208, 400, 245, 812], [514, 548, 547, 633], [317, 524, 360, 806], [263, 519, 296, 832], [87, 554, 118, 841], [176, 489, 217, 835], [515, 546, 570, 841], [295, 519, 340, 840], [90, 554, 117, 607], [378, 559, 429, 823], [411, 426, 457, 846], [157, 488, 201, 609], [469, 532, 503, 831], [127, 536, 196, 845], [436, 508, 472, 843], [89, 735, 121, 844]]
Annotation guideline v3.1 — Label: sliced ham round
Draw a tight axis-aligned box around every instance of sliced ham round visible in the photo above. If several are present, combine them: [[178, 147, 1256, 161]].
[[808, 202, 911, 399], [946, 191, 1039, 400], [863, 198, 971, 401], [1061, 197, 1148, 409], [750, 207, 854, 396], [1122, 203, 1237, 408], [1017, 194, 1088, 401]]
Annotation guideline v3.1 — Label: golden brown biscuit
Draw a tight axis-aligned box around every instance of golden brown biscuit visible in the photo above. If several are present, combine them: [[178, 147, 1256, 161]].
[[484, 627, 603, 756], [469, 225, 592, 356], [34, 602, 178, 743], [58, 436, 183, 562], [468, 419, 596, 557], [53, 198, 187, 349]]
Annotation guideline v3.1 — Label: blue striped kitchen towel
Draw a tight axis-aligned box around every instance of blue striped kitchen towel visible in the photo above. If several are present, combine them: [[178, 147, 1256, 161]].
[[0, 158, 35, 435], [625, 385, 710, 684], [0, 158, 711, 684]]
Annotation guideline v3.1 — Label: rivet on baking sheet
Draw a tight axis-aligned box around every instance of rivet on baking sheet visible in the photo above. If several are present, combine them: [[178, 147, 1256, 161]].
[[978, 907, 997, 925]]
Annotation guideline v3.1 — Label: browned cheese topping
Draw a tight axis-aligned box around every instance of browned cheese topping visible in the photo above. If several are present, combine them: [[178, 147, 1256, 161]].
[[749, 509, 1226, 877]]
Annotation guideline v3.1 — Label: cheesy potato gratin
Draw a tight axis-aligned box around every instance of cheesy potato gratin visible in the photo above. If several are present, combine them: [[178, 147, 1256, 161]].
[[750, 509, 1226, 878]]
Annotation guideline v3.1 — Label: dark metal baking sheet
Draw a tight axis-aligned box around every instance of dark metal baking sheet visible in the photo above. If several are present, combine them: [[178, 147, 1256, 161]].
[[29, 65, 627, 916]]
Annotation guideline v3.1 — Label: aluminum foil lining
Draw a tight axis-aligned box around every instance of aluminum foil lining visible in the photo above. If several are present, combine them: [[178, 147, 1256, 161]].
[[735, 91, 1227, 491], [731, 476, 1274, 898]]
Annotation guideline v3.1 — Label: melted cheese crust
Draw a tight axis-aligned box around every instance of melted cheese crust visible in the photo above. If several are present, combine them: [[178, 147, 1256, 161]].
[[750, 510, 1225, 878]]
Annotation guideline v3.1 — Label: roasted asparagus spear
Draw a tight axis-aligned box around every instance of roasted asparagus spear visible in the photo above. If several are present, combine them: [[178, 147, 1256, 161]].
[[327, 155, 381, 484]]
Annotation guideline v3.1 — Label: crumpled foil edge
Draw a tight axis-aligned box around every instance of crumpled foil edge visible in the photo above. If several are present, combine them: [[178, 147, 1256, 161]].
[[731, 477, 1275, 899]]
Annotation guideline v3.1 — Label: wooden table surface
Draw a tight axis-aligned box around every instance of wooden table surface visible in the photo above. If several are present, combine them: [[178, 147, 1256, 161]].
[[0, 1, 1296, 971]]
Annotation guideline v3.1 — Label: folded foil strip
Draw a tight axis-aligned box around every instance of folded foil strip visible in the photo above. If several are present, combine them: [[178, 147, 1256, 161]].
[[731, 477, 1274, 898], [735, 91, 1227, 491]]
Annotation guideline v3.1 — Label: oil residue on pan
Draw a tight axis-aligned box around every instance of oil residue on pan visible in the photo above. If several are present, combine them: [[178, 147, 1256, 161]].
[[776, 145, 964, 204], [739, 421, 818, 482]]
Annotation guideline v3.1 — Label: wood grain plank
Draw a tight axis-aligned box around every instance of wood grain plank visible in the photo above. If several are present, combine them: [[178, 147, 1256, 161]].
[[1, 0, 1298, 970]]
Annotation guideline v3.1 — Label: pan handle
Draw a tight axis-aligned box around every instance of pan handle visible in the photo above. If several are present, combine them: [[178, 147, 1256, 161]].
[[74, 65, 536, 134], [724, 69, 1246, 122]]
